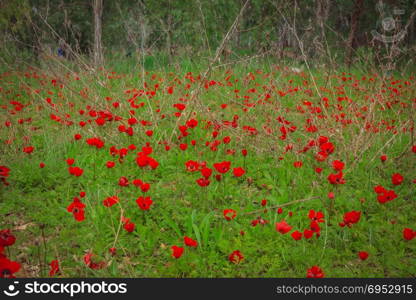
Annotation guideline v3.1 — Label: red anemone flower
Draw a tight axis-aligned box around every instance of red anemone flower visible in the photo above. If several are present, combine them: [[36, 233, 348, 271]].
[[67, 197, 86, 221], [0, 229, 16, 247], [213, 161, 231, 174], [358, 251, 369, 260], [103, 196, 119, 207], [223, 209, 237, 221], [391, 173, 404, 186], [68, 166, 83, 177], [136, 196, 153, 210], [83, 253, 105, 269], [339, 211, 361, 227], [0, 257, 21, 278], [171, 245, 184, 259], [306, 266, 324, 278], [185, 160, 200, 172], [122, 217, 135, 233], [308, 210, 325, 223], [196, 178, 210, 187], [233, 167, 245, 177], [327, 172, 346, 184], [49, 260, 60, 276], [291, 230, 302, 241], [184, 236, 198, 247], [403, 228, 415, 241], [275, 220, 292, 234], [228, 250, 244, 264]]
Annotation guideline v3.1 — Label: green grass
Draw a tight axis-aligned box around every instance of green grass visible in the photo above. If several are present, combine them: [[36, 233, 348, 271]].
[[0, 58, 415, 278]]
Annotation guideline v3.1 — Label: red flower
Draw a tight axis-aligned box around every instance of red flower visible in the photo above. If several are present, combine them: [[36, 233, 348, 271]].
[[136, 153, 159, 169], [327, 172, 345, 184], [185, 160, 200, 172], [310, 221, 321, 235], [241, 149, 248, 156], [106, 161, 115, 168], [68, 166, 83, 177], [377, 189, 397, 204], [315, 151, 328, 162], [318, 136, 329, 145], [233, 167, 245, 177], [332, 160, 345, 171], [0, 229, 16, 247], [140, 182, 150, 193], [171, 245, 184, 259], [261, 199, 267, 207], [275, 220, 292, 234], [358, 251, 369, 260], [391, 173, 404, 186], [403, 228, 415, 241], [306, 266, 324, 278], [118, 176, 129, 187], [145, 130, 153, 137], [228, 250, 244, 264], [303, 229, 314, 239], [184, 236, 198, 247], [84, 253, 105, 269], [67, 197, 86, 221], [277, 207, 283, 214], [133, 179, 143, 187], [339, 210, 361, 227], [320, 142, 334, 154], [122, 218, 135, 233], [148, 157, 159, 169], [374, 185, 387, 194], [186, 119, 198, 128], [196, 177, 210, 187], [293, 161, 303, 168], [0, 166, 10, 178], [74, 134, 82, 140], [109, 248, 117, 256], [66, 158, 75, 166], [223, 209, 237, 221], [124, 222, 135, 232], [23, 146, 34, 154], [0, 257, 21, 278], [251, 216, 269, 227], [223, 136, 231, 144], [136, 196, 153, 210], [103, 196, 119, 207], [308, 210, 325, 223], [200, 167, 213, 178], [380, 155, 387, 162], [86, 137, 105, 149], [49, 260, 60, 276], [291, 230, 302, 240], [213, 161, 231, 174]]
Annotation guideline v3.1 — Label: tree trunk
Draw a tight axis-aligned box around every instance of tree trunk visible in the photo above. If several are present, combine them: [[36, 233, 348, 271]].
[[345, 0, 364, 67], [93, 0, 104, 67]]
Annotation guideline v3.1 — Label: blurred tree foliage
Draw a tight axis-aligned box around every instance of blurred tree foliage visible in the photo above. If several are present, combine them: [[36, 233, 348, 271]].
[[0, 0, 415, 69]]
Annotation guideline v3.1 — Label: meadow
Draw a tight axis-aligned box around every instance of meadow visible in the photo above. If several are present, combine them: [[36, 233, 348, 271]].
[[0, 59, 415, 278]]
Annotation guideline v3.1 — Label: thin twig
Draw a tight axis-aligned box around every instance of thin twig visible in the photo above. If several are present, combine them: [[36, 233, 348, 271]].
[[244, 196, 319, 215]]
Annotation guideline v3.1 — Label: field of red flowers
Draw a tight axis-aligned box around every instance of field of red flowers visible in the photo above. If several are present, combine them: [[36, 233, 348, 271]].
[[0, 64, 415, 278]]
